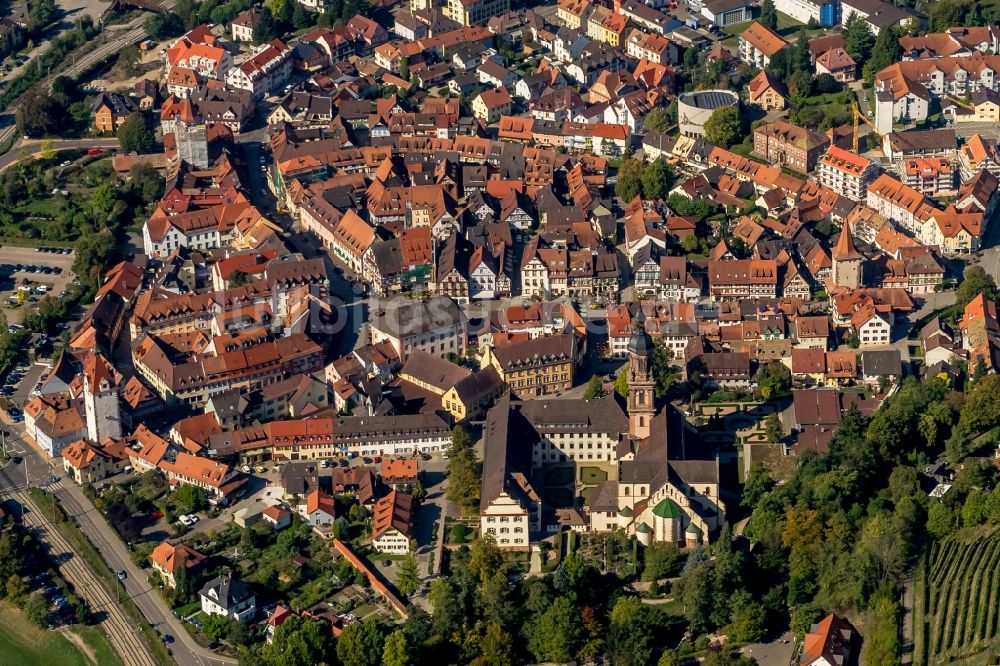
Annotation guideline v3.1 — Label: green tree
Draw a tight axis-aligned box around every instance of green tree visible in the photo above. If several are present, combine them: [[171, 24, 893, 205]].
[[927, 0, 966, 31], [117, 45, 142, 76], [642, 157, 673, 200], [481, 621, 514, 666], [844, 12, 874, 63], [728, 599, 767, 643], [395, 552, 420, 596], [956, 265, 999, 309], [583, 374, 604, 399], [676, 561, 713, 634], [228, 269, 249, 288], [863, 26, 901, 83], [760, 0, 777, 30], [23, 592, 48, 628], [117, 112, 156, 153], [642, 542, 683, 581], [173, 0, 197, 26], [16, 88, 65, 138], [381, 630, 409, 666], [615, 158, 645, 202], [861, 592, 900, 666], [528, 596, 581, 662], [742, 463, 773, 509], [644, 107, 672, 133], [337, 619, 385, 666], [204, 614, 237, 642], [291, 1, 311, 28], [614, 367, 629, 398], [765, 413, 783, 444], [73, 231, 116, 291], [659, 651, 681, 666], [757, 362, 791, 400], [703, 105, 745, 148], [259, 616, 336, 666], [428, 578, 461, 637], [652, 339, 676, 399], [5, 573, 27, 605], [254, 6, 278, 43], [445, 425, 480, 510]]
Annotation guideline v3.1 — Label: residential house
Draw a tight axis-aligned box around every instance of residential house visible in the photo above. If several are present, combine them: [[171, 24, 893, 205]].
[[815, 47, 857, 82], [226, 39, 293, 100], [300, 490, 336, 529], [91, 94, 139, 133], [372, 490, 416, 554], [231, 7, 261, 42], [738, 21, 787, 68], [199, 575, 256, 622], [151, 542, 206, 588], [747, 70, 787, 111], [473, 87, 513, 123], [801, 614, 855, 666], [707, 260, 779, 300]]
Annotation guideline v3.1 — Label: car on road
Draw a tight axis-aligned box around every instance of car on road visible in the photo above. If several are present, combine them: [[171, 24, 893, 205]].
[[115, 570, 126, 581], [60, 160, 71, 167], [11, 457, 21, 464], [163, 634, 174, 645], [50, 476, 59, 483]]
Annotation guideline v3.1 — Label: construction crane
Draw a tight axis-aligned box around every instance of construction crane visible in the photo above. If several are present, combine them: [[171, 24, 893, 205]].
[[852, 101, 879, 154]]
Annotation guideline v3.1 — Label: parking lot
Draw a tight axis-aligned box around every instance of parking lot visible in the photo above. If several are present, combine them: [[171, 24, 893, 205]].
[[0, 245, 76, 324]]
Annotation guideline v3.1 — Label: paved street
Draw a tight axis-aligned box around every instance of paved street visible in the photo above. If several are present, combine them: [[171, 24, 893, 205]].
[[0, 424, 236, 666], [0, 136, 120, 171]]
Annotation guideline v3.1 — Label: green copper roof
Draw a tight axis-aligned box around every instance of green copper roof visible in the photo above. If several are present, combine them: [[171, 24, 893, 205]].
[[636, 522, 652, 534], [686, 522, 703, 535], [619, 506, 634, 518], [653, 498, 684, 519]]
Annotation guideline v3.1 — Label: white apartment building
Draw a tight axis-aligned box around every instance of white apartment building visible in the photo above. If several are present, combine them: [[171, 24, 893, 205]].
[[818, 146, 880, 200]]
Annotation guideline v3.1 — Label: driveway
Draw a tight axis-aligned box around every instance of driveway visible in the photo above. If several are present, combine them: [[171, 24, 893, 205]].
[[740, 632, 796, 666]]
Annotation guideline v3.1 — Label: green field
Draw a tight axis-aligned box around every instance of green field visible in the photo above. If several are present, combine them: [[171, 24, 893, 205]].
[[915, 529, 1000, 665], [0, 602, 120, 665]]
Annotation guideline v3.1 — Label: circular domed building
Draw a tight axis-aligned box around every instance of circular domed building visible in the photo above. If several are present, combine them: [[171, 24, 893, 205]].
[[677, 89, 740, 138]]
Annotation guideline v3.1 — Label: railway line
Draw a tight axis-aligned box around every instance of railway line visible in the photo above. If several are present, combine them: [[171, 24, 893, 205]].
[[14, 488, 159, 666]]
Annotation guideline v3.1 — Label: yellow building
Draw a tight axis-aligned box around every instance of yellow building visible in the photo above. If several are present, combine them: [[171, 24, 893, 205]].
[[472, 87, 513, 124], [447, 0, 510, 26], [441, 366, 504, 421], [556, 0, 591, 29], [482, 334, 577, 398]]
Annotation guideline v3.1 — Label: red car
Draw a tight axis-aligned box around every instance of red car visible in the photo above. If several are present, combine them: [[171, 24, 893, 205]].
[[151, 511, 164, 520], [87, 148, 104, 156]]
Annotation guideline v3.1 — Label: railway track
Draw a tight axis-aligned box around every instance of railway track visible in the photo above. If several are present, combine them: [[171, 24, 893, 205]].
[[15, 488, 159, 666]]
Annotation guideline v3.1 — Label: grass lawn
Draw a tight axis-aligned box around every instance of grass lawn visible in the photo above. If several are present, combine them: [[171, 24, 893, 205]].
[[544, 466, 574, 487], [14, 198, 59, 217], [0, 602, 120, 666], [578, 486, 594, 507], [580, 466, 608, 485], [775, 11, 806, 36], [721, 20, 752, 37]]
